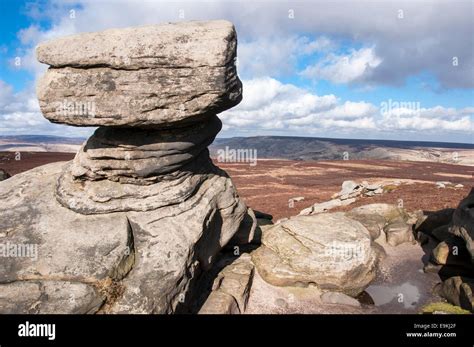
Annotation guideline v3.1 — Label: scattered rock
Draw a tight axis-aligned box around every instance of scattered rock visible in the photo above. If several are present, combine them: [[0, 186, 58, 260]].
[[431, 236, 471, 267], [374, 188, 384, 194], [385, 217, 414, 247], [252, 213, 377, 296], [340, 180, 360, 195], [299, 198, 356, 216], [290, 196, 305, 202]]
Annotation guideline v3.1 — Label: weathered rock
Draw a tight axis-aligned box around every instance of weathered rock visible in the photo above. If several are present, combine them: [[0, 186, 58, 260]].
[[350, 203, 408, 221], [346, 204, 414, 246], [432, 242, 450, 265], [0, 163, 132, 313], [438, 276, 474, 312], [290, 196, 305, 202], [0, 280, 105, 314], [69, 115, 222, 184], [0, 163, 133, 284], [449, 189, 474, 262], [339, 180, 360, 195], [36, 20, 241, 127], [56, 155, 211, 214], [199, 253, 254, 314], [252, 213, 377, 296], [320, 291, 361, 307], [107, 174, 248, 313], [198, 291, 240, 314], [228, 208, 258, 246], [2, 20, 253, 314], [415, 208, 454, 234], [345, 209, 386, 240], [385, 217, 414, 247], [431, 237, 471, 267], [299, 198, 356, 216], [0, 160, 250, 314], [346, 203, 413, 245]]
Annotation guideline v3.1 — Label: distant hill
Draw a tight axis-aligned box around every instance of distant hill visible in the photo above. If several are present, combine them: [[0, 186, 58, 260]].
[[209, 136, 474, 165], [0, 135, 85, 152], [1, 134, 473, 165]]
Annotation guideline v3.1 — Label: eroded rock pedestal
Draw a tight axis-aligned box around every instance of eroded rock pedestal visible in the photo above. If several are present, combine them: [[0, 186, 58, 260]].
[[0, 20, 255, 314]]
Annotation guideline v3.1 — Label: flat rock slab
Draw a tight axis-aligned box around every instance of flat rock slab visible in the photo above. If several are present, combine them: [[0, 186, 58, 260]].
[[37, 20, 236, 69], [36, 20, 242, 127]]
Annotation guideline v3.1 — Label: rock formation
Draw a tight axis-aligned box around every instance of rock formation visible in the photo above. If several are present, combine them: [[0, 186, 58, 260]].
[[252, 213, 378, 297], [0, 20, 255, 314]]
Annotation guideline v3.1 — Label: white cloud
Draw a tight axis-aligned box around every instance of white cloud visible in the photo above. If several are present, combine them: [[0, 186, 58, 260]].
[[219, 77, 473, 138], [380, 106, 474, 132], [238, 35, 333, 78], [12, 0, 473, 88], [301, 47, 382, 84], [221, 77, 377, 132]]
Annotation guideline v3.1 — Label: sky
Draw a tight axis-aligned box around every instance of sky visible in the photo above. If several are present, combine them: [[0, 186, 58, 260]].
[[0, 0, 473, 143]]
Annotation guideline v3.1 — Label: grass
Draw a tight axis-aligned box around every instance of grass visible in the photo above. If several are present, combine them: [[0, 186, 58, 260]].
[[421, 302, 471, 314]]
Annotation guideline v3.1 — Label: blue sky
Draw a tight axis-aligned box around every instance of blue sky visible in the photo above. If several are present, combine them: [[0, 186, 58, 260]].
[[0, 0, 473, 143]]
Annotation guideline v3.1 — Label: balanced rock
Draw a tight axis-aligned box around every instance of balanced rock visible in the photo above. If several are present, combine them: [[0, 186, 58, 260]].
[[36, 20, 241, 127], [0, 21, 253, 314], [252, 213, 377, 296]]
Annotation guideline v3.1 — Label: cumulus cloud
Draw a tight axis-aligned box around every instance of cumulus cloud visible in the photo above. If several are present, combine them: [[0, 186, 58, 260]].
[[11, 0, 473, 89], [301, 47, 382, 84], [220, 77, 473, 138], [221, 77, 378, 132], [238, 35, 333, 78], [380, 105, 473, 132]]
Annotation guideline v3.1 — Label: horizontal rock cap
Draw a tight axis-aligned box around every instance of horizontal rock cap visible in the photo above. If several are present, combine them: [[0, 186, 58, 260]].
[[36, 20, 242, 127], [36, 20, 237, 69]]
